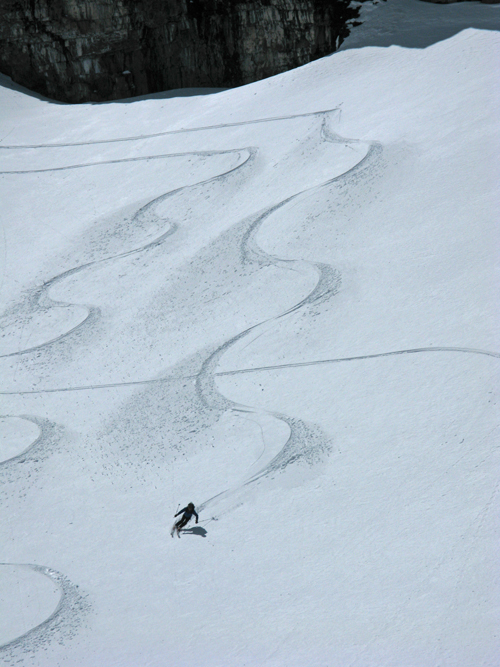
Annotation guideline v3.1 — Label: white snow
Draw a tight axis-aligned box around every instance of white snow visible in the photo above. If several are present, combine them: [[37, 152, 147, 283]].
[[341, 0, 500, 51], [0, 3, 499, 666]]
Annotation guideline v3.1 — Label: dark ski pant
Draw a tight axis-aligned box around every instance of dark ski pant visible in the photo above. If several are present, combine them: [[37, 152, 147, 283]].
[[174, 516, 190, 532]]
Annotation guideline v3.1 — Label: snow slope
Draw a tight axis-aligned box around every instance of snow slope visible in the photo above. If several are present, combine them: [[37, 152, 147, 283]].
[[343, 0, 500, 51], [0, 13, 499, 667]]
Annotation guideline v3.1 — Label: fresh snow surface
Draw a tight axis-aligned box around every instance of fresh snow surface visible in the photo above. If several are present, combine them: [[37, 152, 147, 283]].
[[0, 15, 499, 667]]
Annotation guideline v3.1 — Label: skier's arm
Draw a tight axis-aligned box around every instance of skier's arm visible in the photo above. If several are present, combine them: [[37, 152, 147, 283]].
[[193, 510, 199, 523], [174, 507, 187, 517]]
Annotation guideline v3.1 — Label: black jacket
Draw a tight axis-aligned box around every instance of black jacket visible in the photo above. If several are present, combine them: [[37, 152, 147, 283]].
[[175, 506, 198, 522]]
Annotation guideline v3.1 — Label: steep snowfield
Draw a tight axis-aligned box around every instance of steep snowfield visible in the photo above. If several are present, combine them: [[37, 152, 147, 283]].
[[0, 15, 499, 667]]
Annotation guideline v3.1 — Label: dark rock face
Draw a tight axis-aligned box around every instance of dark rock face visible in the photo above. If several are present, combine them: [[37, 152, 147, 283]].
[[0, 0, 360, 103]]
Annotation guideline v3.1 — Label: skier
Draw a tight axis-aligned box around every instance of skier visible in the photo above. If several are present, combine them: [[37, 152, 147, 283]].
[[171, 502, 199, 538]]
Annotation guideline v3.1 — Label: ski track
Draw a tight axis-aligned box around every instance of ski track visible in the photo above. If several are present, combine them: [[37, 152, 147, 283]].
[[0, 345, 498, 396], [2, 108, 498, 655], [0, 148, 251, 175], [0, 109, 340, 150], [0, 414, 60, 467], [0, 564, 90, 660], [0, 147, 255, 359], [196, 127, 379, 509]]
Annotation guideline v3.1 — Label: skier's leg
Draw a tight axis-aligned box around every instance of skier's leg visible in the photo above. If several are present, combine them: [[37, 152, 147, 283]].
[[172, 518, 183, 537], [176, 517, 188, 537]]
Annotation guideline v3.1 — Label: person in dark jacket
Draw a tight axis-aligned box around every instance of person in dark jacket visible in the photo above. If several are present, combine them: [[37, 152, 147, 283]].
[[171, 503, 199, 537]]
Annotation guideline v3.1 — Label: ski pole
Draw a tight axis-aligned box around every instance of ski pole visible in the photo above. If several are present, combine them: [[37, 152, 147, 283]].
[[198, 517, 217, 525]]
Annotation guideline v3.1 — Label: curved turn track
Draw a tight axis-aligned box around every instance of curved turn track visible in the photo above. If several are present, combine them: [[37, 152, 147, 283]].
[[0, 564, 90, 660]]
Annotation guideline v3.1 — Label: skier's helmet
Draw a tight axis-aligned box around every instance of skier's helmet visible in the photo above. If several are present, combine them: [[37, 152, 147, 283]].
[[187, 502, 194, 510]]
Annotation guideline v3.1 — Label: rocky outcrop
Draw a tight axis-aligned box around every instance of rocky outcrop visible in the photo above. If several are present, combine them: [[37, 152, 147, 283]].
[[0, 0, 360, 103]]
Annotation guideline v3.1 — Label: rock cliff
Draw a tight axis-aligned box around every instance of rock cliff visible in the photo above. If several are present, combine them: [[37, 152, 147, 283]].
[[0, 0, 360, 103]]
